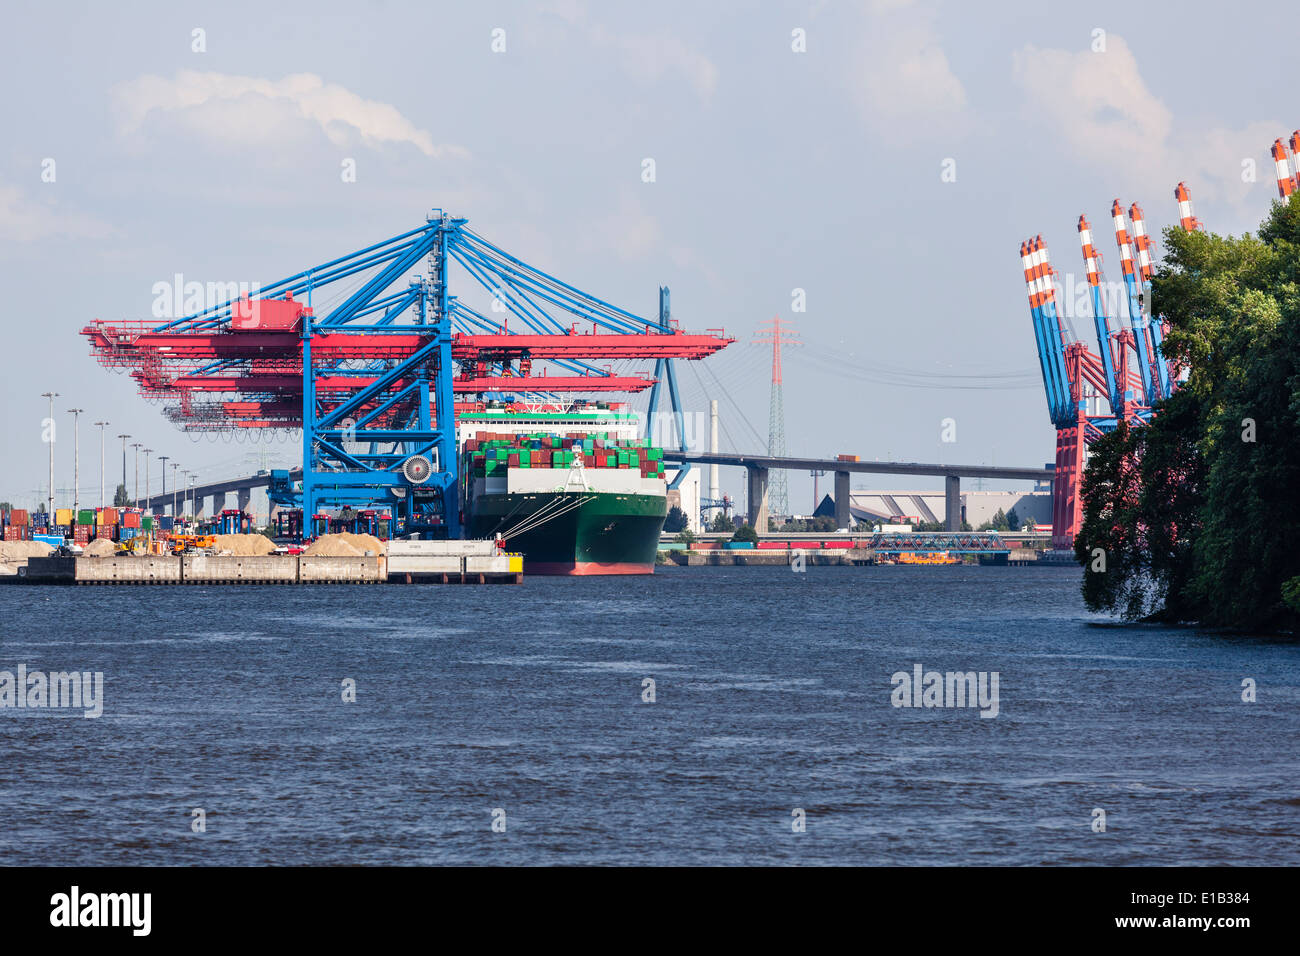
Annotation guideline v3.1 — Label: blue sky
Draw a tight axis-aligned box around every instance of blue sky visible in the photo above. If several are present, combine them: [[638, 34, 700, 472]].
[[0, 0, 1291, 511]]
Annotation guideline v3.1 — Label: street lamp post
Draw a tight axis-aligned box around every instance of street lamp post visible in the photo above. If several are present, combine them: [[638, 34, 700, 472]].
[[130, 443, 142, 506], [171, 462, 180, 520], [93, 421, 109, 508], [41, 392, 58, 518], [117, 433, 130, 499], [142, 449, 152, 514], [67, 408, 84, 515], [159, 455, 170, 516]]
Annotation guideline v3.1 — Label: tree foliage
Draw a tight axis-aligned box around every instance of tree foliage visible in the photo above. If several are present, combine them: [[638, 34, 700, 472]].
[[1077, 195, 1300, 630], [663, 506, 688, 533], [113, 483, 130, 507], [776, 516, 838, 532], [978, 508, 1010, 532]]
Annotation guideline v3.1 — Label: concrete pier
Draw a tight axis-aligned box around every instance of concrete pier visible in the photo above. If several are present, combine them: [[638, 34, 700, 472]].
[[746, 466, 769, 530], [20, 542, 523, 585], [386, 539, 522, 583], [21, 554, 385, 584], [945, 475, 961, 532], [834, 471, 851, 529]]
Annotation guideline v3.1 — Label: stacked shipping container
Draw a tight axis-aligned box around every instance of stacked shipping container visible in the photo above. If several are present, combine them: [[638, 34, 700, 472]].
[[2, 509, 30, 541], [462, 431, 667, 480], [1, 506, 160, 546]]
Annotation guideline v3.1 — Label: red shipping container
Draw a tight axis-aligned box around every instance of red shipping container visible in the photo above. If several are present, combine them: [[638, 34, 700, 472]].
[[122, 512, 141, 529], [10, 509, 28, 525], [101, 507, 118, 525]]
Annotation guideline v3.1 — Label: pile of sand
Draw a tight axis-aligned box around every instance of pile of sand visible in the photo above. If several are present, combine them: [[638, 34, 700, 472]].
[[0, 540, 54, 574], [0, 541, 54, 561], [303, 537, 362, 556], [82, 538, 117, 557], [337, 532, 385, 555], [211, 533, 277, 556], [302, 533, 384, 557]]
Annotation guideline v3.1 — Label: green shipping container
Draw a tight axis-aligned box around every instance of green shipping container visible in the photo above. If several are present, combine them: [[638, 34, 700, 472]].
[[142, 516, 153, 531], [77, 510, 94, 524]]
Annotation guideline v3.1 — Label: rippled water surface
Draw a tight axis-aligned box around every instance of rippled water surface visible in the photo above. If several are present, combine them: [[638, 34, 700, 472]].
[[1, 565, 1296, 865]]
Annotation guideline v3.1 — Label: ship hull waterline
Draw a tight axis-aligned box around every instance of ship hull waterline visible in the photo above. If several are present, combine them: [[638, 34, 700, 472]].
[[468, 490, 667, 575]]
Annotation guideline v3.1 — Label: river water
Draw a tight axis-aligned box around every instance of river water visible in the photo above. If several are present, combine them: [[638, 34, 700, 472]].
[[1, 565, 1296, 865]]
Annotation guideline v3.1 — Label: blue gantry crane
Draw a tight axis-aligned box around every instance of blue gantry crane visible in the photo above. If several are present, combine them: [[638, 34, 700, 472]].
[[84, 209, 732, 538], [1021, 188, 1195, 548]]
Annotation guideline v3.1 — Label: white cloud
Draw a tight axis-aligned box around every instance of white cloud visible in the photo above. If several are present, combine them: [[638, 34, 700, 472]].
[[111, 71, 468, 160], [1013, 35, 1283, 208], [0, 183, 117, 242], [1184, 122, 1291, 206], [853, 1, 968, 143], [540, 0, 586, 24], [1014, 37, 1172, 183], [541, 7, 719, 100], [589, 26, 719, 100]]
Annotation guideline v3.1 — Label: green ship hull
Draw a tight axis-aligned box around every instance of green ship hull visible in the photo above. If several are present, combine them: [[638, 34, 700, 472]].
[[468, 490, 667, 575]]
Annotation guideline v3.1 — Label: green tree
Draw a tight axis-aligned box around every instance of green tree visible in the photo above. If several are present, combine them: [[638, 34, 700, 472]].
[[113, 483, 130, 507], [674, 526, 696, 545], [710, 511, 735, 533], [731, 523, 758, 544], [1077, 193, 1300, 629], [1006, 507, 1022, 532], [663, 506, 688, 533]]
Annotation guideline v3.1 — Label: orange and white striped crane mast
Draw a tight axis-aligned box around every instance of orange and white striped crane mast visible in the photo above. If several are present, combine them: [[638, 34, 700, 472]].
[[1023, 134, 1300, 552], [1272, 139, 1295, 199], [1129, 202, 1172, 398], [1111, 200, 1157, 403], [1077, 215, 1122, 412], [1175, 182, 1201, 232]]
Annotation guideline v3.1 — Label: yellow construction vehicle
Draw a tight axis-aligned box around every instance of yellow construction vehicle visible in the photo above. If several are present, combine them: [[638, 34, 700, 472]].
[[168, 534, 216, 555]]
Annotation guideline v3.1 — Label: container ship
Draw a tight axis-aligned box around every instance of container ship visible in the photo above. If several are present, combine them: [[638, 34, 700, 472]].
[[457, 402, 668, 575]]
